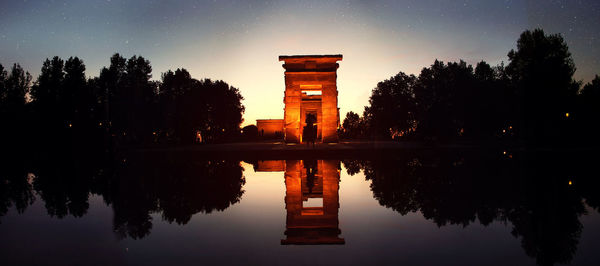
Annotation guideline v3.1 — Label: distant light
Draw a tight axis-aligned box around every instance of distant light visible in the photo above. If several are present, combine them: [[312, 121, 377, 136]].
[[99, 122, 102, 126], [152, 132, 156, 135], [565, 112, 569, 118], [568, 180, 572, 186], [503, 151, 507, 155], [222, 128, 225, 132], [502, 129, 506, 133], [509, 126, 513, 130], [68, 123, 72, 128]]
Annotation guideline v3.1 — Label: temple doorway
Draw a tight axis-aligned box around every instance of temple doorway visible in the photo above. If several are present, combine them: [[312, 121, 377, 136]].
[[302, 113, 318, 143]]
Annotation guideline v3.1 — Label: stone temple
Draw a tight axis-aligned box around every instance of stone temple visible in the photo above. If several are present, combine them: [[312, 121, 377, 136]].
[[256, 55, 342, 143]]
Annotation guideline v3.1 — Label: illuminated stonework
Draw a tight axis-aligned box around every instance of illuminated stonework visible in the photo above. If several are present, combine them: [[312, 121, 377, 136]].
[[279, 55, 342, 143], [256, 119, 284, 139]]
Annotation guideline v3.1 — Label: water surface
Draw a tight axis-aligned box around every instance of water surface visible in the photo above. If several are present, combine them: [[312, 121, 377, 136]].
[[1, 150, 599, 265]]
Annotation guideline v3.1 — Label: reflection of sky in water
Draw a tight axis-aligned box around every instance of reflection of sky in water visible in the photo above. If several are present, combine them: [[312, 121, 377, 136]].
[[1, 161, 600, 265]]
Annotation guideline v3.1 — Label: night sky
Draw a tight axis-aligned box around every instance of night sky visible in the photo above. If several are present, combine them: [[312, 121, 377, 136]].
[[1, 0, 599, 125]]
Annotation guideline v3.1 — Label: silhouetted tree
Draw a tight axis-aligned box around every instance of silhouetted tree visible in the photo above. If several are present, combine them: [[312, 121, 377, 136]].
[[241, 124, 258, 141], [201, 79, 245, 142], [364, 72, 417, 139], [158, 68, 200, 143], [574, 75, 600, 144], [361, 59, 512, 142], [413, 60, 476, 141], [355, 29, 586, 145], [341, 111, 364, 139], [158, 70, 244, 143], [0, 63, 32, 150], [0, 64, 5, 101], [2, 63, 31, 107], [506, 29, 577, 144], [97, 53, 127, 127], [122, 55, 156, 143], [63, 57, 94, 131], [31, 57, 64, 123]]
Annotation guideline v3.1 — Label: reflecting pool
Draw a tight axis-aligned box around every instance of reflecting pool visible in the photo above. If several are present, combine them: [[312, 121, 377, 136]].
[[1, 150, 599, 265]]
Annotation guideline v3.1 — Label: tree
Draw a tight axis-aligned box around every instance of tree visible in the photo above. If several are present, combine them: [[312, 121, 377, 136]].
[[506, 29, 577, 143], [364, 72, 417, 139], [201, 79, 245, 142], [341, 111, 362, 139], [97, 53, 127, 131], [0, 64, 6, 104], [30, 56, 66, 139], [29, 56, 103, 145], [157, 70, 245, 143], [469, 61, 512, 139], [241, 125, 258, 141], [412, 60, 475, 141], [158, 68, 198, 143], [62, 57, 89, 126], [95, 54, 156, 144], [31, 57, 65, 111], [0, 63, 32, 152], [122, 55, 155, 143], [575, 75, 600, 143], [3, 63, 31, 108]]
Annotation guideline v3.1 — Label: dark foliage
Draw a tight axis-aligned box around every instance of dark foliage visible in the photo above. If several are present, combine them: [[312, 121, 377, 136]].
[[158, 68, 244, 144], [343, 149, 598, 266], [346, 28, 595, 146], [241, 124, 259, 140]]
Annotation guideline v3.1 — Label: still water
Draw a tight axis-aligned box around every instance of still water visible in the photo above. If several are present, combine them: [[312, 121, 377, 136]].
[[1, 150, 599, 265]]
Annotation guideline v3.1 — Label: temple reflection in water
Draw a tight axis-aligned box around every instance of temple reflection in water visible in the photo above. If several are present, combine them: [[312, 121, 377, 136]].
[[255, 160, 345, 245]]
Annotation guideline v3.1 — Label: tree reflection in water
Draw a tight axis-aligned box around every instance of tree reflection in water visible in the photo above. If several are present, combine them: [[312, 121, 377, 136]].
[[0, 148, 246, 239], [1, 147, 599, 265], [108, 154, 245, 239], [343, 150, 599, 266]]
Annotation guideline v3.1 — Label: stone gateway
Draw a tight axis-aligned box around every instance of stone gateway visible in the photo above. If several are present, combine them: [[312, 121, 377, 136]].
[[280, 55, 342, 143], [257, 55, 342, 143]]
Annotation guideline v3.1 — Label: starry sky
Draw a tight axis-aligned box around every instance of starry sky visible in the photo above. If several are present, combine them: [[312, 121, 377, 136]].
[[1, 0, 599, 126]]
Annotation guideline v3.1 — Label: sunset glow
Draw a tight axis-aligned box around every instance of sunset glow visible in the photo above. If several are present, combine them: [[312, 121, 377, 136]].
[[1, 1, 599, 126]]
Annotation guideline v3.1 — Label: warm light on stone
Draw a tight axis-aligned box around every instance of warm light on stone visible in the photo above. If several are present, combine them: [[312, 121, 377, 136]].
[[256, 119, 284, 138], [255, 55, 342, 143]]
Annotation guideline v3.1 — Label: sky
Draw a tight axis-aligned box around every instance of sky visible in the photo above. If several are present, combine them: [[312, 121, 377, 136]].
[[1, 0, 599, 126]]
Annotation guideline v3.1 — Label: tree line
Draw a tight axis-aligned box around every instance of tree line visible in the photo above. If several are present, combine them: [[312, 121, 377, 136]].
[[0, 53, 245, 152], [341, 29, 600, 146]]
